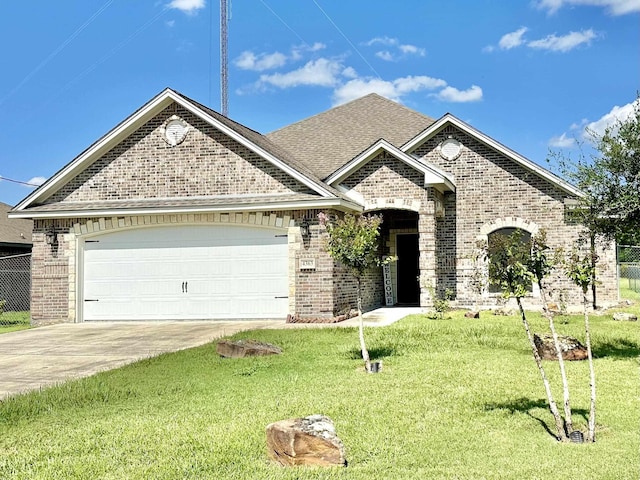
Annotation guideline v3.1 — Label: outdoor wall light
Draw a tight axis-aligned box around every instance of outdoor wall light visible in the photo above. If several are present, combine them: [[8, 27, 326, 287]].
[[45, 227, 58, 246], [300, 219, 310, 239]]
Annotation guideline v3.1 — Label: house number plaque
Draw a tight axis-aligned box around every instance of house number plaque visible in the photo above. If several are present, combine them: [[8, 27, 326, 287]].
[[300, 257, 316, 270], [383, 264, 394, 306]]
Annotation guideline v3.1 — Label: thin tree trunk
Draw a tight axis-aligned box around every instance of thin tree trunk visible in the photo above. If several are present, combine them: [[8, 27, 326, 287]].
[[356, 278, 371, 373], [516, 297, 568, 442], [583, 290, 597, 442], [590, 233, 597, 310], [539, 282, 573, 434]]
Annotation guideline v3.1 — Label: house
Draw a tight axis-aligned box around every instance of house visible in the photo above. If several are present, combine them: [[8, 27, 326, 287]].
[[1, 202, 32, 257], [0, 202, 32, 313], [9, 88, 617, 325]]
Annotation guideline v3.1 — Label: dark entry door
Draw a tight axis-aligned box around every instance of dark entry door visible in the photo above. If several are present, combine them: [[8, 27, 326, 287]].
[[396, 234, 419, 304]]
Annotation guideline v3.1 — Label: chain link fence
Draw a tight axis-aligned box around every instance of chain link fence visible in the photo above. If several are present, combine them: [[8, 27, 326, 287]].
[[618, 245, 640, 296], [0, 253, 31, 327]]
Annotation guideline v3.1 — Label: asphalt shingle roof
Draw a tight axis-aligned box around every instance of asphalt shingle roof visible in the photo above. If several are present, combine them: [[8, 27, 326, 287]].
[[266, 93, 436, 180], [0, 202, 32, 245]]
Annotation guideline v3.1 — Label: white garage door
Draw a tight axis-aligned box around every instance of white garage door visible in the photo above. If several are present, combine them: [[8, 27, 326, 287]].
[[82, 225, 289, 321]]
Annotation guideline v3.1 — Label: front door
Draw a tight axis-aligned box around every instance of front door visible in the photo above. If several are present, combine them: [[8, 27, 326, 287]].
[[396, 233, 419, 304]]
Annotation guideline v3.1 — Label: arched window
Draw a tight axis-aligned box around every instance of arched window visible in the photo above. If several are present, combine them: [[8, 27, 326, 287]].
[[487, 228, 533, 293]]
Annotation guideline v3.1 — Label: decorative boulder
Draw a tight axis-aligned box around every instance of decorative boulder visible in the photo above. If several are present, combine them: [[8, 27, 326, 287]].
[[266, 415, 347, 467], [216, 339, 282, 358], [534, 333, 588, 361], [613, 312, 638, 322], [465, 311, 480, 319]]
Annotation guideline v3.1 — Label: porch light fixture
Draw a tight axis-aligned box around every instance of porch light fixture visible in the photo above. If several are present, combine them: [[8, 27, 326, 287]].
[[300, 219, 310, 239], [45, 227, 58, 246]]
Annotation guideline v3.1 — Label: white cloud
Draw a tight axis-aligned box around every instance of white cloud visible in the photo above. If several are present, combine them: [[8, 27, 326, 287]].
[[375, 51, 395, 61], [259, 58, 344, 89], [365, 37, 426, 61], [399, 44, 426, 56], [482, 45, 496, 53], [363, 36, 399, 47], [165, 20, 175, 27], [584, 99, 639, 137], [499, 27, 529, 50], [332, 75, 447, 106], [548, 132, 576, 148], [435, 85, 483, 103], [234, 51, 287, 71], [27, 176, 47, 187], [536, 0, 640, 15], [527, 29, 597, 52], [167, 0, 205, 14], [342, 66, 358, 79]]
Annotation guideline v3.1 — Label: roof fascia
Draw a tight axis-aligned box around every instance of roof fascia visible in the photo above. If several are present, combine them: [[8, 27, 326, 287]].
[[8, 198, 363, 219], [401, 114, 583, 198], [14, 89, 336, 212], [326, 139, 455, 191]]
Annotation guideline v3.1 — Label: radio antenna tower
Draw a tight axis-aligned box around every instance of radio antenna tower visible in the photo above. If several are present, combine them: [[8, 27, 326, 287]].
[[220, 0, 228, 117]]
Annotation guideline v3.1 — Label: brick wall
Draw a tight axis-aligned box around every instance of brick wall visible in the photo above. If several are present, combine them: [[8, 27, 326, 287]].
[[46, 104, 314, 204], [411, 124, 618, 307]]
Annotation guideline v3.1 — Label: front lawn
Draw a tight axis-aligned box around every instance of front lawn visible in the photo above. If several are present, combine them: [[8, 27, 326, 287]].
[[0, 311, 638, 479]]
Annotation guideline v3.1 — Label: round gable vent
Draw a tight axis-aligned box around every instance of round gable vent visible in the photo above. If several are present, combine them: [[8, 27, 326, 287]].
[[438, 138, 462, 160], [161, 115, 190, 146]]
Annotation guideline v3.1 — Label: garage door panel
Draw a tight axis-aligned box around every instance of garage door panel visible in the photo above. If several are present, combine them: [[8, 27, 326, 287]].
[[83, 225, 289, 321]]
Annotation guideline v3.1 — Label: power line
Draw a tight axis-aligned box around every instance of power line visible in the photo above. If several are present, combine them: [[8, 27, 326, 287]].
[[0, 176, 40, 187], [38, 7, 170, 111], [0, 0, 115, 107], [258, 0, 309, 46], [310, 0, 381, 79]]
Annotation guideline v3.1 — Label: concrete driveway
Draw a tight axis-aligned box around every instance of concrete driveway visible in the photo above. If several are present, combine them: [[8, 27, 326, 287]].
[[0, 320, 283, 400], [0, 307, 419, 400]]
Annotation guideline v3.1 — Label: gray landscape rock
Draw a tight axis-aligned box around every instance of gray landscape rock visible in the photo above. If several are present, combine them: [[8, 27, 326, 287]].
[[266, 414, 347, 467], [216, 339, 282, 358], [534, 333, 588, 361], [612, 312, 637, 322]]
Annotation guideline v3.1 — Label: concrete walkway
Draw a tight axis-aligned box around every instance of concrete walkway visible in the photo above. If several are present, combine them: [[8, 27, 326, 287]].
[[0, 307, 420, 400]]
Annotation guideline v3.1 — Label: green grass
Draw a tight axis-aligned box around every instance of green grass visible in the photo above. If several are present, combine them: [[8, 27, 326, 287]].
[[0, 311, 638, 479], [0, 311, 30, 333], [620, 277, 640, 302]]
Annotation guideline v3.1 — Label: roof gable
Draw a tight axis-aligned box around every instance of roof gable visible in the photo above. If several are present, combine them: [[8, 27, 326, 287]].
[[326, 139, 455, 194], [13, 89, 338, 214], [402, 114, 582, 197], [267, 94, 435, 179]]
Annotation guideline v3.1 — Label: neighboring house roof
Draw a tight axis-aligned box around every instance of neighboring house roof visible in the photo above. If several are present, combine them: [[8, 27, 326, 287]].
[[267, 93, 436, 179], [0, 202, 32, 246]]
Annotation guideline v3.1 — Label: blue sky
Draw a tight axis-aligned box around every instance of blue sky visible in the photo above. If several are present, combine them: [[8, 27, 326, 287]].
[[0, 0, 638, 206]]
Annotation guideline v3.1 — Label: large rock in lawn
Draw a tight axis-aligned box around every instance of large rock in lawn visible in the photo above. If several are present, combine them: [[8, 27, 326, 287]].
[[613, 312, 637, 321], [216, 339, 282, 358], [534, 333, 587, 361], [465, 311, 480, 319], [266, 414, 346, 467]]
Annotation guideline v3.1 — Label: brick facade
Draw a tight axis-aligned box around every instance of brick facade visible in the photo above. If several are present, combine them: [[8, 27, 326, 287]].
[[410, 124, 617, 307], [20, 95, 618, 325]]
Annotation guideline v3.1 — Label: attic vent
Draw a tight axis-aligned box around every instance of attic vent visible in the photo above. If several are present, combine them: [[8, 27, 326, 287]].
[[161, 115, 190, 146], [438, 138, 462, 161]]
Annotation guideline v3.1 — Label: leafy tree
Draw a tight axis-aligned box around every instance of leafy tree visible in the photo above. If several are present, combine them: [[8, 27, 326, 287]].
[[553, 96, 640, 306], [530, 232, 574, 436], [486, 230, 569, 442], [319, 212, 392, 373]]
